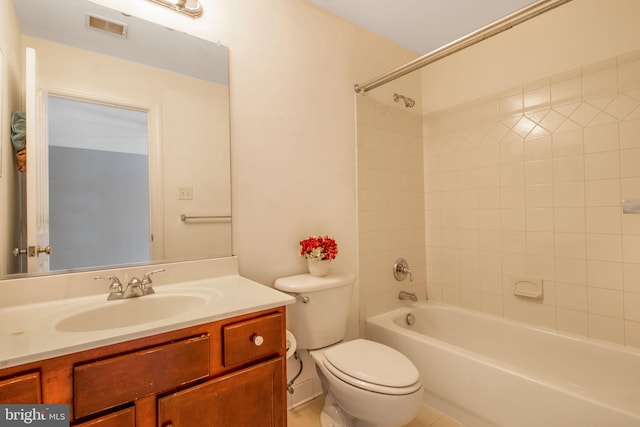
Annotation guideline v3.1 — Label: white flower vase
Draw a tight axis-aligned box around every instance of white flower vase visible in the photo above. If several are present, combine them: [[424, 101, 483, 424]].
[[307, 259, 331, 277]]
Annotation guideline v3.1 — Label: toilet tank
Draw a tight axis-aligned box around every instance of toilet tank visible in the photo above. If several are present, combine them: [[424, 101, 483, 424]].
[[274, 271, 355, 350]]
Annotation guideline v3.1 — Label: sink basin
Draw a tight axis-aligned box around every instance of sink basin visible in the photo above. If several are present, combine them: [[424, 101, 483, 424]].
[[55, 294, 208, 332]]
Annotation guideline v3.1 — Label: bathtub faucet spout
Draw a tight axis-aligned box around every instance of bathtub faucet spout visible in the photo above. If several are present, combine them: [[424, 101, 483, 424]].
[[399, 290, 418, 302]]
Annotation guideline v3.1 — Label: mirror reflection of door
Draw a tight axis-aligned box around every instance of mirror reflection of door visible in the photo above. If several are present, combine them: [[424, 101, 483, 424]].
[[24, 47, 50, 274], [47, 96, 150, 270]]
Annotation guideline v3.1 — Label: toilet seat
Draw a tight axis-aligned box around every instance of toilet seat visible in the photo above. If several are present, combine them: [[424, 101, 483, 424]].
[[322, 339, 422, 395]]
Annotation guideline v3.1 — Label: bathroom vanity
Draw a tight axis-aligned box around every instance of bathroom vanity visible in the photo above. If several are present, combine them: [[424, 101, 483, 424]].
[[0, 266, 294, 427]]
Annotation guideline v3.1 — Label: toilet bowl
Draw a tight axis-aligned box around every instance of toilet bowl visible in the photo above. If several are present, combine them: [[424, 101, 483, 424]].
[[311, 339, 423, 427], [274, 271, 423, 427]]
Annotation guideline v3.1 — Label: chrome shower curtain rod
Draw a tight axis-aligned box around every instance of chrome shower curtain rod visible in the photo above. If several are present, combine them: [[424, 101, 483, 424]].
[[354, 0, 573, 94]]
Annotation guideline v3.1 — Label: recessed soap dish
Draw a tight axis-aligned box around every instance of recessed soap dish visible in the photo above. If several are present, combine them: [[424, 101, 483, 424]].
[[512, 277, 543, 299]]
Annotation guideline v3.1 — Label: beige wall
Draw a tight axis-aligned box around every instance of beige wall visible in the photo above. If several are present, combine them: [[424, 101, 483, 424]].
[[0, 0, 23, 275], [421, 0, 640, 347]]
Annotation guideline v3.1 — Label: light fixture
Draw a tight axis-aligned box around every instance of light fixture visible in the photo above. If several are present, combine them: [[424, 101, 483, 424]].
[[145, 0, 203, 18]]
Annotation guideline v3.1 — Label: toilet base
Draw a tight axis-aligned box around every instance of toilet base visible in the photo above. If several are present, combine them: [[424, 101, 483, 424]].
[[320, 394, 353, 427], [319, 389, 414, 427]]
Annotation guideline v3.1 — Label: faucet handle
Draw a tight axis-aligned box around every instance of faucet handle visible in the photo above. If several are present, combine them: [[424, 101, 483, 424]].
[[142, 268, 165, 285], [141, 268, 165, 294], [95, 275, 124, 300], [393, 258, 413, 282]]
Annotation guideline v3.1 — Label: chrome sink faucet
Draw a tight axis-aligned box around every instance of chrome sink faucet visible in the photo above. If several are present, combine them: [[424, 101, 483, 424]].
[[95, 268, 165, 300]]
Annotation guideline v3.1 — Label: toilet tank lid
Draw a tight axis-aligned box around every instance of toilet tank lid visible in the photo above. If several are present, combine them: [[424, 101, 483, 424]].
[[274, 270, 355, 292]]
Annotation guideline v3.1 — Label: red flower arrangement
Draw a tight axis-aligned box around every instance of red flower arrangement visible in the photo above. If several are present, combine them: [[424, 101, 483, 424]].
[[299, 235, 338, 261]]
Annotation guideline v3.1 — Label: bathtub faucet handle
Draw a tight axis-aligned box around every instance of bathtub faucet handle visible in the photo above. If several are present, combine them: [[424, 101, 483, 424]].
[[393, 258, 413, 282]]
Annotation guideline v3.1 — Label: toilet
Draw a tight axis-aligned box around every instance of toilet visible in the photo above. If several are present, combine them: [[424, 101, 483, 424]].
[[275, 271, 423, 427]]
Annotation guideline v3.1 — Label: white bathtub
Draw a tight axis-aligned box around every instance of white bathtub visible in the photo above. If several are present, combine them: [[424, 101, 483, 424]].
[[366, 302, 640, 427]]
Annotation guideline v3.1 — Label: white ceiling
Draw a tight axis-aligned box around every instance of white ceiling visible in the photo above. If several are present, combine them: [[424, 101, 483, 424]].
[[308, 0, 539, 55]]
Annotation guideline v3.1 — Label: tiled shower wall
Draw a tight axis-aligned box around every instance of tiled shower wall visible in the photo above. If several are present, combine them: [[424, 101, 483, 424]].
[[424, 50, 640, 348], [357, 96, 426, 330]]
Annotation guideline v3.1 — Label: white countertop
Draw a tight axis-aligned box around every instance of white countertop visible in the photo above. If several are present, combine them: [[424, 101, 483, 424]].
[[0, 275, 295, 369]]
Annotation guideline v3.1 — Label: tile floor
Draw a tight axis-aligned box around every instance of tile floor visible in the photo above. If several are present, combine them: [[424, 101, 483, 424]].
[[287, 397, 465, 427]]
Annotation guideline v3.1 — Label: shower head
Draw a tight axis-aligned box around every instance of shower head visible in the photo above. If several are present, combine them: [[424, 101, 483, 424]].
[[393, 93, 415, 108]]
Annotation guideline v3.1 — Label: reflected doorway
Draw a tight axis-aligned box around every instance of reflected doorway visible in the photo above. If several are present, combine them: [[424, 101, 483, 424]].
[[48, 96, 150, 270]]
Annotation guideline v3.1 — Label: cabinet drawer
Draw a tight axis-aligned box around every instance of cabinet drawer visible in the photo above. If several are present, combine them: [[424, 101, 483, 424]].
[[223, 313, 283, 366], [75, 406, 135, 427], [74, 335, 209, 418], [0, 372, 41, 403]]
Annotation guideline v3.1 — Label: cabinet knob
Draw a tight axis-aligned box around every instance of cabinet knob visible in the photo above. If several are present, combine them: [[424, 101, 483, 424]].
[[252, 334, 264, 346]]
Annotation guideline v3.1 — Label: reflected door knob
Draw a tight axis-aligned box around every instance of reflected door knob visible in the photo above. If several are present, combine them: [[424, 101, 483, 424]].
[[37, 245, 52, 255], [22, 245, 52, 257], [12, 248, 27, 257]]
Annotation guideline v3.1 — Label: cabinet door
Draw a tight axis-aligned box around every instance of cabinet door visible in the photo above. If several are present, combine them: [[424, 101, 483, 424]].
[[158, 358, 284, 427], [75, 407, 135, 427], [0, 372, 41, 403]]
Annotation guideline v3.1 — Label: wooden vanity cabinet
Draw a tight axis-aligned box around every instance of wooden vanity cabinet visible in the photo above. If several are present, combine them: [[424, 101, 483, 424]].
[[0, 307, 287, 427]]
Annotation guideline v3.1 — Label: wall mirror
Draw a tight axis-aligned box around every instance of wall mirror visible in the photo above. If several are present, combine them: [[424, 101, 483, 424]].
[[3, 0, 231, 279]]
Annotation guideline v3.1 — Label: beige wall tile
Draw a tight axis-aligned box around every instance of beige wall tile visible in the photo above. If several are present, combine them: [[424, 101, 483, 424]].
[[585, 207, 622, 234], [586, 233, 623, 262], [553, 156, 584, 182], [555, 257, 587, 285], [620, 119, 640, 148], [525, 160, 553, 185], [583, 123, 619, 153], [525, 134, 553, 161], [585, 179, 621, 206], [587, 260, 623, 290], [624, 292, 640, 321], [588, 287, 624, 317], [554, 207, 586, 233], [619, 52, 640, 91], [478, 188, 501, 209], [555, 232, 587, 259], [620, 148, 640, 177], [552, 129, 584, 157], [526, 208, 554, 232], [583, 61, 618, 100], [589, 313, 625, 344], [557, 308, 589, 336], [584, 151, 621, 180], [623, 263, 640, 293], [556, 282, 588, 310], [623, 235, 640, 263], [625, 320, 640, 347], [553, 182, 585, 207]]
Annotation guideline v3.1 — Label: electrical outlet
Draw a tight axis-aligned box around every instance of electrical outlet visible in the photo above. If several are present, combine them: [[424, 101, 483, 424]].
[[178, 187, 193, 200]]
